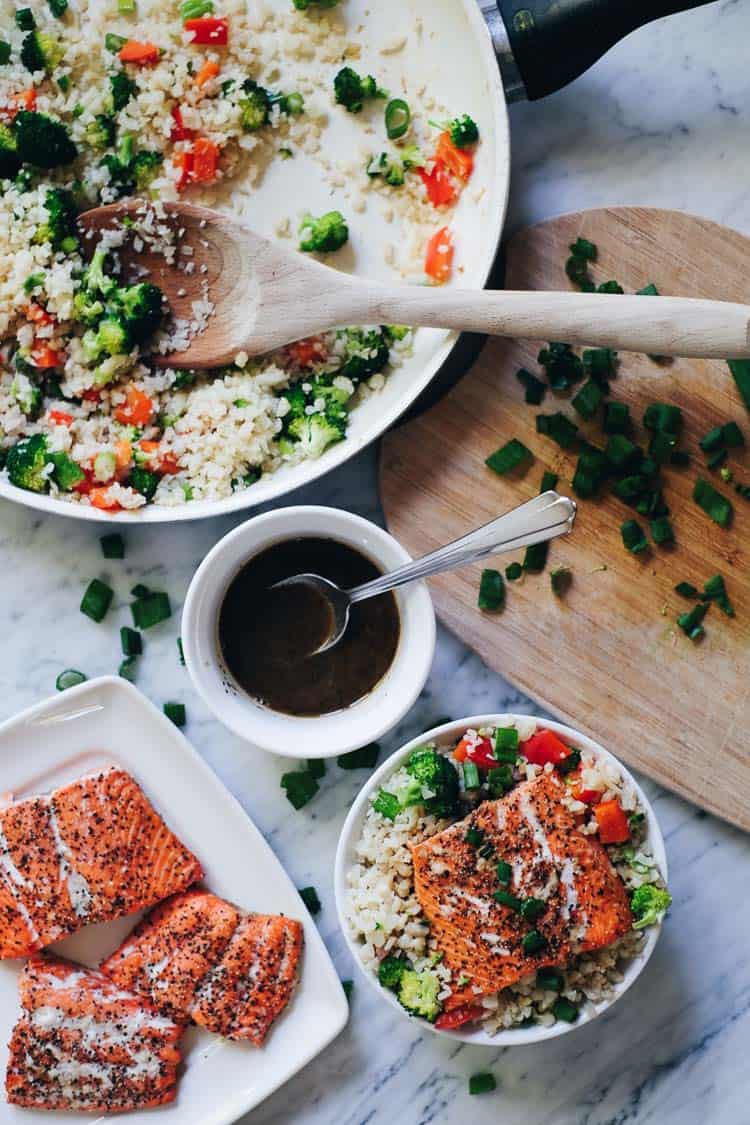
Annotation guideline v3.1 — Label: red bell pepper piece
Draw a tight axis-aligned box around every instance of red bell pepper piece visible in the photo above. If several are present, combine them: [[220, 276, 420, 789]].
[[434, 1004, 484, 1031], [183, 17, 228, 45], [435, 132, 474, 181], [169, 105, 194, 142], [520, 729, 571, 767], [594, 799, 630, 844], [417, 159, 457, 207], [48, 410, 73, 427], [31, 344, 64, 369]]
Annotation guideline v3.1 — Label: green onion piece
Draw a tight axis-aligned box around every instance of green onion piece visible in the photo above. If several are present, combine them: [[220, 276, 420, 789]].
[[723, 421, 743, 447], [693, 477, 733, 528], [606, 434, 641, 472], [180, 0, 214, 18], [674, 581, 699, 598], [572, 444, 608, 499], [621, 519, 648, 554], [552, 998, 579, 1023], [372, 788, 399, 820], [100, 532, 124, 559], [538, 342, 583, 390], [536, 967, 564, 992], [23, 272, 44, 294], [643, 402, 683, 436], [505, 562, 523, 581], [540, 470, 559, 492], [469, 1073, 497, 1096], [571, 379, 603, 421], [582, 347, 617, 382], [728, 359, 750, 413], [120, 626, 142, 656], [177, 637, 185, 665], [521, 930, 546, 954], [56, 669, 86, 691], [118, 656, 138, 682], [464, 826, 485, 847], [163, 701, 186, 727], [0, 41, 11, 65], [478, 841, 495, 860], [536, 412, 579, 450], [478, 568, 505, 612], [557, 748, 581, 775], [522, 542, 548, 574], [613, 475, 647, 504], [337, 743, 380, 769], [650, 516, 675, 545], [699, 424, 725, 453], [603, 401, 631, 435], [48, 0, 68, 14], [462, 760, 480, 789], [306, 758, 326, 780], [597, 280, 624, 294], [131, 591, 171, 629], [298, 885, 321, 914], [565, 254, 592, 289], [520, 897, 546, 922], [105, 32, 127, 51], [649, 431, 677, 466], [515, 367, 546, 405], [281, 769, 319, 810], [485, 438, 533, 476], [16, 8, 35, 29], [636, 282, 659, 296], [131, 583, 150, 598], [677, 602, 708, 641], [670, 450, 691, 467], [487, 764, 514, 796], [494, 727, 519, 755], [550, 567, 572, 596], [117, 0, 136, 11], [569, 237, 596, 261], [342, 979, 353, 1000], [80, 578, 113, 623], [495, 859, 512, 885], [384, 98, 410, 140], [703, 574, 734, 616], [493, 889, 521, 911], [736, 481, 750, 500], [721, 466, 734, 483]]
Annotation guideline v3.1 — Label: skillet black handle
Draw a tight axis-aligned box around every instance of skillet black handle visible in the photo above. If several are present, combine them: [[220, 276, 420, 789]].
[[493, 0, 718, 101]]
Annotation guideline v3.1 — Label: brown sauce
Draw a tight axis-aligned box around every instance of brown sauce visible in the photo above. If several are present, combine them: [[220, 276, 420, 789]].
[[218, 536, 400, 716]]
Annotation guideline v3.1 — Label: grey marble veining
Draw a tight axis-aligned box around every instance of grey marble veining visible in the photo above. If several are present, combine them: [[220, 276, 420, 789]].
[[1, 1, 750, 1121]]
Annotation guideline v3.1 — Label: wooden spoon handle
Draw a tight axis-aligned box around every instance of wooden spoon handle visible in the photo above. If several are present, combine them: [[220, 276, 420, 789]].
[[348, 287, 750, 358]]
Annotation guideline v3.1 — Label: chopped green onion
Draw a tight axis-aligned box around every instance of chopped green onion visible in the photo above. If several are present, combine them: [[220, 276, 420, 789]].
[[100, 533, 124, 559], [703, 574, 734, 616], [120, 626, 142, 656], [606, 434, 641, 472], [670, 450, 691, 467], [105, 32, 128, 51], [80, 578, 113, 623], [728, 359, 750, 412], [16, 8, 35, 29], [131, 583, 150, 598], [494, 727, 519, 756], [699, 425, 725, 453], [569, 237, 597, 261], [485, 438, 533, 476], [636, 282, 659, 296], [337, 743, 380, 769], [23, 272, 45, 295], [644, 402, 683, 436], [572, 444, 608, 499], [674, 581, 699, 598], [522, 542, 548, 574], [621, 519, 648, 554], [487, 764, 514, 796], [478, 841, 495, 860], [495, 860, 512, 885], [48, 0, 68, 14], [723, 421, 743, 446], [117, 0, 136, 11], [478, 568, 505, 612], [550, 567, 572, 596], [603, 401, 631, 435], [552, 998, 579, 1022], [521, 930, 546, 954], [298, 886, 321, 914], [493, 888, 521, 911], [721, 466, 734, 483], [342, 979, 353, 1000], [571, 378, 602, 421], [520, 897, 545, 922], [384, 98, 410, 140], [469, 1073, 497, 1096], [538, 342, 583, 390], [0, 41, 11, 65], [163, 701, 186, 727], [118, 656, 138, 682], [515, 367, 546, 405], [582, 347, 618, 382], [281, 768, 319, 810], [537, 967, 564, 991], [557, 748, 581, 775], [181, 0, 214, 16], [677, 602, 708, 641], [56, 669, 86, 691], [540, 470, 559, 492], [464, 826, 485, 847], [565, 253, 593, 289], [177, 637, 185, 665], [597, 279, 624, 294], [650, 516, 675, 545], [462, 760, 480, 789], [505, 562, 523, 581], [693, 477, 733, 528], [536, 412, 579, 450], [131, 591, 171, 629], [614, 475, 648, 504]]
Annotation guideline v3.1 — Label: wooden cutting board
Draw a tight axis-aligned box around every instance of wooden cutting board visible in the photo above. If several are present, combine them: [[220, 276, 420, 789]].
[[381, 207, 750, 832]]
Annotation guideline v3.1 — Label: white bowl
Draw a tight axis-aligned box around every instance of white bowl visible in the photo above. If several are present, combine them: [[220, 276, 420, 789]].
[[182, 506, 436, 758], [335, 714, 668, 1046]]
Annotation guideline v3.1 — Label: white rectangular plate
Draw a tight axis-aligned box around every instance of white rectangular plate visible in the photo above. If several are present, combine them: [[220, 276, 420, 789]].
[[0, 676, 348, 1124]]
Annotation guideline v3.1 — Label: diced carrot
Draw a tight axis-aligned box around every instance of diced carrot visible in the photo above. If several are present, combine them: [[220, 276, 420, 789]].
[[191, 136, 219, 183], [89, 486, 122, 511], [115, 439, 133, 472], [417, 159, 457, 207], [26, 302, 54, 326], [594, 799, 630, 844], [288, 337, 326, 367], [139, 440, 181, 475], [114, 386, 154, 427], [435, 132, 474, 181], [118, 40, 161, 65], [3, 88, 37, 120], [48, 410, 74, 427], [31, 344, 64, 369], [195, 59, 220, 89], [452, 735, 472, 763], [183, 17, 229, 45], [424, 226, 454, 284]]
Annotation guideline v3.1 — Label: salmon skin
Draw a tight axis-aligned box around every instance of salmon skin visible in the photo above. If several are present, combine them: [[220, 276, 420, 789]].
[[410, 772, 632, 1009], [102, 890, 304, 1045], [6, 953, 184, 1113], [0, 767, 203, 959]]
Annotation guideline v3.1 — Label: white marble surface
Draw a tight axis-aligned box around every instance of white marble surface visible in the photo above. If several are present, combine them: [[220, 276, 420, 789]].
[[2, 1, 750, 1121]]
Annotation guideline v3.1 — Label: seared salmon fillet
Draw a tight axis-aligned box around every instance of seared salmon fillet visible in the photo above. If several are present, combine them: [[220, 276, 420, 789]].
[[102, 892, 304, 1045], [410, 772, 632, 1009], [0, 767, 203, 959], [5, 954, 184, 1113]]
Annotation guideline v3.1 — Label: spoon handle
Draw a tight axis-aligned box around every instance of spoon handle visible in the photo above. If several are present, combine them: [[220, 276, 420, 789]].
[[347, 491, 576, 603]]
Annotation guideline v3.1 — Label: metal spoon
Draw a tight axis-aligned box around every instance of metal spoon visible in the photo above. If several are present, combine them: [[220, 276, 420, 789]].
[[273, 490, 576, 654]]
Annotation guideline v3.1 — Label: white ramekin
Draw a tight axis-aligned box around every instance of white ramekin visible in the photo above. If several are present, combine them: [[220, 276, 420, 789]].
[[182, 506, 436, 758], [335, 714, 668, 1045]]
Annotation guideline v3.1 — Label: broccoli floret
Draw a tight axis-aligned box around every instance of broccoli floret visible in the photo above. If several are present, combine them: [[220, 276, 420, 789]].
[[79, 244, 118, 300], [405, 746, 460, 817], [34, 187, 78, 251], [430, 113, 479, 148], [238, 79, 271, 131], [20, 31, 64, 74], [72, 290, 104, 325], [366, 146, 424, 187], [128, 465, 159, 500], [82, 317, 132, 361], [336, 327, 389, 384], [14, 110, 77, 168], [285, 411, 345, 458], [333, 66, 386, 113], [11, 373, 42, 418], [111, 282, 164, 341], [108, 70, 137, 113], [397, 968, 441, 1022], [100, 133, 160, 197], [630, 884, 672, 930], [378, 955, 410, 992], [49, 450, 85, 491], [131, 150, 162, 190], [0, 122, 20, 179], [299, 210, 348, 254], [85, 114, 116, 152], [271, 90, 304, 116], [6, 433, 51, 493]]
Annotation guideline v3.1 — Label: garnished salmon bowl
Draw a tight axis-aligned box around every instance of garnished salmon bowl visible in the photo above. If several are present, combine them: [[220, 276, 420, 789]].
[[335, 715, 669, 1044]]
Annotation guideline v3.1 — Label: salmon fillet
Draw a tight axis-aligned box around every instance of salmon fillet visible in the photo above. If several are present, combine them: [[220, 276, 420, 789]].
[[0, 768, 203, 959], [102, 892, 304, 1045], [5, 954, 184, 1113], [410, 772, 632, 1009]]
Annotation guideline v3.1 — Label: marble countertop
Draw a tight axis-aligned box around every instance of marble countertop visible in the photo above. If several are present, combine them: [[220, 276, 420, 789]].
[[2, 1, 749, 1121]]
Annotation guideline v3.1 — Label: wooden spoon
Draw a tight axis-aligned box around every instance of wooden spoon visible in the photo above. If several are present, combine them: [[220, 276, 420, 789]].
[[78, 200, 750, 369]]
